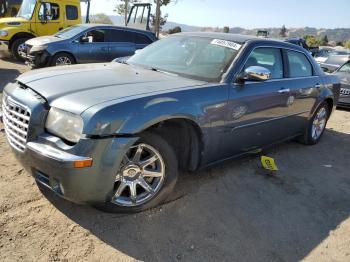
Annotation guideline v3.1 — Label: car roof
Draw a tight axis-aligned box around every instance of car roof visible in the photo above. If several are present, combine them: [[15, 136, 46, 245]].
[[78, 23, 154, 35], [177, 32, 258, 43], [174, 32, 301, 50]]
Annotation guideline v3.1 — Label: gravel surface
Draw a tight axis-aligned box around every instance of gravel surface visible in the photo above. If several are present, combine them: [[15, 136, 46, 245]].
[[1, 53, 350, 262]]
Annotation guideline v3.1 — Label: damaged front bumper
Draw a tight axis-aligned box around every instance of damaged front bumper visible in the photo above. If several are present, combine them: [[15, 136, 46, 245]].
[[25, 50, 51, 68]]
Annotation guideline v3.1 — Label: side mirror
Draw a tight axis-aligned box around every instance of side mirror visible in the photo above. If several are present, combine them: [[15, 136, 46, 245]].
[[237, 66, 271, 82], [321, 67, 329, 73]]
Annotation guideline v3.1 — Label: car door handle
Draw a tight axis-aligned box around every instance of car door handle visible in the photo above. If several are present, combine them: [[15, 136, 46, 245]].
[[278, 88, 290, 94], [101, 47, 108, 52]]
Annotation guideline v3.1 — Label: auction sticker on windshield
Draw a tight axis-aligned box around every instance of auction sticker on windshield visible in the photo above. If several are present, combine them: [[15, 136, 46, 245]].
[[211, 39, 242, 50]]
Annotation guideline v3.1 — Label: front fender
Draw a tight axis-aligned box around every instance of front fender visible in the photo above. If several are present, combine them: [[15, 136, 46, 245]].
[[1, 26, 34, 41], [82, 95, 203, 136]]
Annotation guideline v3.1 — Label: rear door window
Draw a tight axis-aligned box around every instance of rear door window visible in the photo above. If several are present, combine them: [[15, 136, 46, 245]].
[[106, 30, 135, 43], [243, 48, 283, 79], [286, 50, 313, 77], [135, 33, 152, 44]]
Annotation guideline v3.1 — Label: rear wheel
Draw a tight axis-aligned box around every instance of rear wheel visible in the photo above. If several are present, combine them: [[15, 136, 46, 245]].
[[50, 53, 75, 66], [11, 38, 29, 62], [301, 102, 330, 145], [96, 132, 178, 213]]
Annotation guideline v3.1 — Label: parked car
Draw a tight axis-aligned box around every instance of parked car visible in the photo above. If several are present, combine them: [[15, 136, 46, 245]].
[[320, 54, 350, 73], [0, 0, 91, 61], [256, 30, 269, 38], [23, 24, 157, 68], [1, 32, 340, 213], [285, 38, 319, 56], [334, 61, 350, 107], [314, 47, 335, 63], [316, 49, 350, 64]]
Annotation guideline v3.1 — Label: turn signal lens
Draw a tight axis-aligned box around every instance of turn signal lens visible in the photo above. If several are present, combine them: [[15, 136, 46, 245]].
[[74, 159, 93, 168]]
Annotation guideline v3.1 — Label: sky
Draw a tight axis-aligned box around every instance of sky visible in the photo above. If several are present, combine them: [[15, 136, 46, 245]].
[[85, 0, 350, 29]]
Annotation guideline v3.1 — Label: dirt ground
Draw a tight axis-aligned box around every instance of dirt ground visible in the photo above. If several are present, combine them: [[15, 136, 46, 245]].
[[1, 49, 350, 262]]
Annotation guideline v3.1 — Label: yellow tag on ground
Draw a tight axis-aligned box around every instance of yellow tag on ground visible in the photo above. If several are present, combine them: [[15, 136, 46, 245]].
[[261, 156, 278, 171]]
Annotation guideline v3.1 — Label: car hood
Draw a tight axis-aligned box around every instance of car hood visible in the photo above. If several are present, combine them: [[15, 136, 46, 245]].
[[25, 35, 63, 46], [17, 63, 206, 115]]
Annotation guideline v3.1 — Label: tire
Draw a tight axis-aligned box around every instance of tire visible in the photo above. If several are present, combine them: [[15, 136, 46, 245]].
[[11, 38, 29, 62], [96, 132, 179, 213], [50, 53, 76, 66], [300, 102, 330, 145]]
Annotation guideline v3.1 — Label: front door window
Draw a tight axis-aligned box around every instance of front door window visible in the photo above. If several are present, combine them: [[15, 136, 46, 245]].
[[38, 2, 59, 22]]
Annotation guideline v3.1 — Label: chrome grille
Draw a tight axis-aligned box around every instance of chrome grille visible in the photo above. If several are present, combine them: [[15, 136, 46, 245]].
[[340, 88, 350, 96], [2, 94, 31, 152]]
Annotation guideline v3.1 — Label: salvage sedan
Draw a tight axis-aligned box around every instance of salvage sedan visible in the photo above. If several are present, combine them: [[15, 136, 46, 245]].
[[23, 24, 157, 68], [334, 61, 350, 107], [1, 33, 340, 213]]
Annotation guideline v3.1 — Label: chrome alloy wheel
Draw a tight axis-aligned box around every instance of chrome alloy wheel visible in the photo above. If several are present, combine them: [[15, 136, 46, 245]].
[[112, 143, 165, 207], [311, 107, 327, 140], [55, 56, 72, 66]]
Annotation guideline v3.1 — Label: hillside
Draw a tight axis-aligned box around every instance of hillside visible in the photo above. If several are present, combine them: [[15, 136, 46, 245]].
[[101, 15, 350, 42]]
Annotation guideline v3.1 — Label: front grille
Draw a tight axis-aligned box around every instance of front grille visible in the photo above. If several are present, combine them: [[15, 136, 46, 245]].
[[340, 88, 350, 96], [2, 94, 31, 152]]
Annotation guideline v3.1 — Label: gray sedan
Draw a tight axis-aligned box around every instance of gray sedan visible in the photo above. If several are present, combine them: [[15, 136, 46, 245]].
[[1, 33, 340, 213], [334, 61, 350, 107], [23, 24, 157, 68]]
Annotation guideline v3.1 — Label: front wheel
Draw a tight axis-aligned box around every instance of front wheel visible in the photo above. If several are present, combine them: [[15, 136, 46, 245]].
[[11, 38, 29, 62], [301, 102, 330, 145], [50, 53, 76, 66], [96, 132, 179, 213]]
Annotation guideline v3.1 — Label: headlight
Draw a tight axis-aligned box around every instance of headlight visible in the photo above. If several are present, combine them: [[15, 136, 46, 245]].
[[30, 44, 48, 52], [0, 30, 8, 37], [45, 107, 84, 143]]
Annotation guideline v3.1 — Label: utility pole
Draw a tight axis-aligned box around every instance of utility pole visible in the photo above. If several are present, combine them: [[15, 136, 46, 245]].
[[155, 0, 161, 38]]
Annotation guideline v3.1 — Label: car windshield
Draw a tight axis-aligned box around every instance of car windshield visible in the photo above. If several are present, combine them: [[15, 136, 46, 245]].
[[54, 25, 87, 39], [128, 36, 242, 82], [339, 62, 350, 73], [16, 0, 36, 20]]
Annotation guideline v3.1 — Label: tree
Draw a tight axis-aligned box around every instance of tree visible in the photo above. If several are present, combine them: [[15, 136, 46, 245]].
[[303, 35, 321, 47], [115, 0, 138, 26], [90, 13, 113, 24], [168, 26, 181, 34], [223, 26, 230, 33], [279, 25, 287, 38], [344, 40, 350, 49], [151, 11, 168, 36], [153, 0, 171, 37], [321, 35, 329, 46]]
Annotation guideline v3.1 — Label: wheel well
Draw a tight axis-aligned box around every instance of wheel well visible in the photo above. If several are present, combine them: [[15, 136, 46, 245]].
[[142, 119, 203, 171], [51, 51, 77, 64], [9, 32, 35, 48]]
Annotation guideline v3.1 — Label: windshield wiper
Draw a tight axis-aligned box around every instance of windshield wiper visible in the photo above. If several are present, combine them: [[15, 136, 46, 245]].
[[150, 67, 178, 76]]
